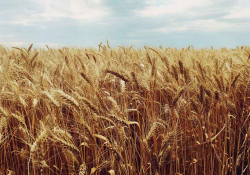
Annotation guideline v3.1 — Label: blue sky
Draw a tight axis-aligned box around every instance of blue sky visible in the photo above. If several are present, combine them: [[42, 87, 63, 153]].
[[0, 0, 250, 48]]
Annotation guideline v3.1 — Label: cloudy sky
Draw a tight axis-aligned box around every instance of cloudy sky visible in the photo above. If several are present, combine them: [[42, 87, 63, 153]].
[[0, 0, 250, 48]]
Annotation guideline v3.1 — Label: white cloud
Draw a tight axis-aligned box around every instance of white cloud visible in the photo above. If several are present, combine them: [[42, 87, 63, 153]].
[[4, 19, 35, 26], [132, 0, 250, 33], [0, 42, 26, 47], [38, 0, 110, 21], [153, 19, 248, 33], [126, 0, 136, 3], [34, 42, 63, 48], [127, 33, 141, 37], [0, 34, 14, 39], [144, 0, 167, 5], [1, 0, 111, 26], [128, 39, 144, 43], [187, 19, 242, 32], [154, 25, 188, 33], [1, 0, 249, 48], [224, 0, 250, 19], [135, 0, 211, 17], [0, 42, 63, 48], [226, 7, 250, 19]]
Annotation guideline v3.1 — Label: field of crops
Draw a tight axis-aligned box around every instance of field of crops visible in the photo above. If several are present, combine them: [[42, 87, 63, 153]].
[[0, 43, 249, 175]]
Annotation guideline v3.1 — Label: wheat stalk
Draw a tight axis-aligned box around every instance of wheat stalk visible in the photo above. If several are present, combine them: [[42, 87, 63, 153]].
[[105, 69, 130, 82], [54, 90, 79, 108]]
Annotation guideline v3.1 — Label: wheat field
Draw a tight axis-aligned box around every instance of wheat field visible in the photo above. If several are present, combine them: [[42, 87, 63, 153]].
[[0, 43, 249, 175]]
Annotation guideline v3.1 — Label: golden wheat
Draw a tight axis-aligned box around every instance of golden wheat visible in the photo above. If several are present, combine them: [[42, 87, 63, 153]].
[[0, 44, 249, 175]]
